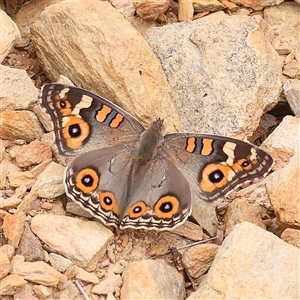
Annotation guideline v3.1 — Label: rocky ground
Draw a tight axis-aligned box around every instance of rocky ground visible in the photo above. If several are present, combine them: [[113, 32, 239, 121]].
[[0, 0, 299, 299]]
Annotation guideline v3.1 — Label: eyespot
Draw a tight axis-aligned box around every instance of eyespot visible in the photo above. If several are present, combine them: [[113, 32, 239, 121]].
[[55, 99, 72, 115], [125, 201, 151, 219], [97, 191, 119, 215], [62, 116, 90, 149], [75, 168, 99, 193], [154, 196, 180, 219], [199, 163, 234, 192]]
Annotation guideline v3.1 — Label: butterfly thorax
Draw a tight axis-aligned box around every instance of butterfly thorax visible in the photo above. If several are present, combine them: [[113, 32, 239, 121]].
[[132, 119, 164, 174]]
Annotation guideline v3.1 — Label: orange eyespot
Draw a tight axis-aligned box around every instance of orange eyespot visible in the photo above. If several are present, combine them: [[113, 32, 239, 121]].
[[154, 196, 180, 219], [125, 202, 151, 219], [199, 163, 234, 192], [62, 116, 90, 149], [55, 99, 72, 115], [75, 168, 99, 193], [97, 191, 120, 215]]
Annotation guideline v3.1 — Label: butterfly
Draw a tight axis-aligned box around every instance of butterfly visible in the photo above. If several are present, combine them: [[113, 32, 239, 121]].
[[40, 83, 273, 231]]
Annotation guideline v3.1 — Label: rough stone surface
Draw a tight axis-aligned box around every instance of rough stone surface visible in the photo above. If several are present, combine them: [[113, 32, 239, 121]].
[[283, 79, 300, 117], [11, 255, 65, 286], [0, 65, 39, 111], [281, 228, 300, 249], [0, 274, 27, 296], [187, 222, 300, 299], [0, 110, 44, 142], [182, 244, 219, 278], [92, 274, 122, 295], [32, 162, 65, 199], [30, 214, 114, 271], [121, 259, 185, 299], [264, 2, 300, 51], [224, 198, 266, 236], [31, 1, 182, 133], [0, 251, 10, 279], [230, 0, 284, 10], [133, 0, 170, 20], [0, 10, 21, 62]]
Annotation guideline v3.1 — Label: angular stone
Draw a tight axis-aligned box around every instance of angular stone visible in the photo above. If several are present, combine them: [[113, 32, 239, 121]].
[[31, 215, 114, 271], [7, 170, 36, 189], [281, 228, 300, 249], [0, 110, 44, 142], [0, 10, 21, 62], [12, 140, 52, 168], [0, 274, 26, 296], [31, 1, 182, 133], [266, 155, 300, 228], [11, 255, 64, 286], [0, 65, 39, 111], [92, 273, 122, 295], [75, 266, 99, 284], [0, 155, 21, 189], [230, 0, 283, 10], [2, 211, 26, 248], [121, 259, 185, 299], [182, 244, 219, 278], [32, 162, 65, 199], [15, 222, 44, 262], [49, 253, 73, 273], [32, 285, 53, 299], [187, 222, 300, 299], [224, 198, 266, 236], [283, 79, 300, 118], [133, 0, 170, 21], [0, 251, 10, 279], [193, 0, 225, 12]]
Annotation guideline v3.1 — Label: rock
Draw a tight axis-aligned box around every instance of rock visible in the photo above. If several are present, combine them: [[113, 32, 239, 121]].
[[133, 0, 170, 21], [283, 79, 300, 117], [75, 266, 99, 284], [0, 244, 15, 260], [12, 0, 64, 48], [224, 198, 266, 236], [281, 228, 300, 249], [146, 13, 281, 138], [121, 259, 185, 299], [30, 214, 114, 271], [264, 2, 300, 52], [0, 65, 39, 111], [109, 0, 136, 18], [92, 273, 122, 295], [59, 280, 79, 299], [11, 255, 65, 286], [171, 220, 203, 241], [0, 155, 20, 188], [182, 244, 219, 278], [0, 10, 21, 62], [49, 253, 73, 273], [2, 211, 26, 248], [263, 116, 300, 155], [32, 162, 65, 199], [0, 110, 44, 142], [7, 171, 36, 189], [10, 140, 52, 168], [193, 0, 225, 12], [0, 251, 10, 279], [187, 222, 300, 299], [31, 1, 182, 133], [0, 193, 22, 210], [266, 154, 300, 228], [0, 274, 27, 296], [32, 285, 53, 299], [283, 61, 300, 79], [15, 222, 44, 262], [230, 0, 284, 10], [178, 0, 194, 21]]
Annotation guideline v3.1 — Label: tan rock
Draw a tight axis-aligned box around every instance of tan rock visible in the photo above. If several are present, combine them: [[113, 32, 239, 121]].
[[224, 198, 266, 236], [0, 110, 44, 142], [0, 251, 10, 279], [182, 244, 219, 278], [7, 170, 36, 188], [264, 2, 300, 51], [75, 266, 100, 284], [121, 259, 185, 299], [11, 256, 65, 286], [0, 65, 39, 111], [230, 0, 283, 10], [32, 162, 65, 199], [11, 140, 52, 168], [109, 0, 136, 18], [3, 211, 26, 248], [133, 0, 170, 20], [193, 0, 225, 12], [31, 1, 182, 133], [31, 214, 114, 271], [0, 194, 22, 210], [0, 244, 15, 260], [283, 61, 300, 79], [0, 10, 21, 62], [32, 285, 53, 299], [283, 79, 300, 117], [171, 220, 203, 241], [178, 0, 194, 21], [49, 253, 73, 273], [0, 274, 27, 296], [0, 155, 20, 188], [92, 273, 122, 295], [266, 155, 300, 228], [281, 228, 300, 249], [187, 222, 300, 299]]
